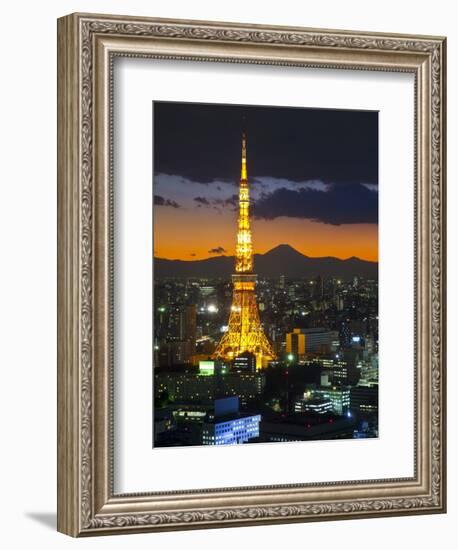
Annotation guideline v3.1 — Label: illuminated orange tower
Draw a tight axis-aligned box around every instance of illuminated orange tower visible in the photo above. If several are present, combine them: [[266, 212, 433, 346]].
[[213, 130, 276, 369]]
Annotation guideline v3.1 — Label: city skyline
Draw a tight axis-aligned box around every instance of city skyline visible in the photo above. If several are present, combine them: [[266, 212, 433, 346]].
[[153, 102, 379, 449], [153, 102, 379, 262]]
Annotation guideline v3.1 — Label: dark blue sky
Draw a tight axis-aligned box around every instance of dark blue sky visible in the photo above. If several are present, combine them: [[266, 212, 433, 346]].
[[154, 101, 378, 182]]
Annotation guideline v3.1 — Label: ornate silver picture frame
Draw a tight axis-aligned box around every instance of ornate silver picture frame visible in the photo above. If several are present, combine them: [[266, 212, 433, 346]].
[[57, 12, 446, 536]]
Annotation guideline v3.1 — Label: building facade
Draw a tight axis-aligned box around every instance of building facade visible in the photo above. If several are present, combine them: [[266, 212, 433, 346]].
[[286, 328, 339, 358]]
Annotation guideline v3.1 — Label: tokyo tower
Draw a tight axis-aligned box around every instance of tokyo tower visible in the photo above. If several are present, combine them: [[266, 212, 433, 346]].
[[213, 130, 276, 369]]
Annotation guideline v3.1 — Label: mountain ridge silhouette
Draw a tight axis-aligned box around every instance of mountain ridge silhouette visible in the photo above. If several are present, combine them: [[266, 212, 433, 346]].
[[154, 244, 378, 279]]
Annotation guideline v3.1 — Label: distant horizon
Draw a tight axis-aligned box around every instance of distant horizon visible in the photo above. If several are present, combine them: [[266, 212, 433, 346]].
[[154, 243, 379, 264]]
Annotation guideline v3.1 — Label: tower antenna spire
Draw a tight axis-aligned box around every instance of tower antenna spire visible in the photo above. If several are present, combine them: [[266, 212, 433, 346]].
[[236, 127, 252, 273], [241, 117, 247, 181]]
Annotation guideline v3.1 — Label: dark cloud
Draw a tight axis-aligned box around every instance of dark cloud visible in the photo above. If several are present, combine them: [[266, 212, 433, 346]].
[[154, 195, 181, 208], [213, 194, 238, 207], [208, 246, 227, 255], [253, 184, 378, 225], [190, 252, 196, 257], [194, 195, 238, 209], [154, 102, 378, 185], [194, 196, 210, 206]]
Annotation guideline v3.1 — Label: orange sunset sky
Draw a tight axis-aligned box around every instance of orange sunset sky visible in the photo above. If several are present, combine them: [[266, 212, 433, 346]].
[[153, 203, 378, 262]]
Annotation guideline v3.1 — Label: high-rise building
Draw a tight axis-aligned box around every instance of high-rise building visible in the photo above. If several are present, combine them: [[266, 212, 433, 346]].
[[313, 387, 351, 415], [233, 351, 257, 373], [202, 397, 261, 445], [179, 304, 196, 359], [339, 321, 351, 348], [288, 284, 296, 300], [335, 295, 344, 311], [286, 328, 339, 358], [350, 384, 378, 415], [286, 328, 306, 358], [158, 341, 194, 367], [294, 397, 333, 414], [155, 369, 265, 405], [315, 275, 324, 299], [213, 131, 275, 369]]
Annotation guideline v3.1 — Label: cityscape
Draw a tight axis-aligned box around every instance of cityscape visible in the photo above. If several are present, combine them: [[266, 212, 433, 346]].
[[153, 102, 378, 448]]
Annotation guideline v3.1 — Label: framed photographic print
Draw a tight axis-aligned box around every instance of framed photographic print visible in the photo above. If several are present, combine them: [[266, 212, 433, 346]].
[[57, 13, 446, 536]]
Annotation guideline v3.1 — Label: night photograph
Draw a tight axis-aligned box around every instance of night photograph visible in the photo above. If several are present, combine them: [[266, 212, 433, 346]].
[[152, 101, 379, 448]]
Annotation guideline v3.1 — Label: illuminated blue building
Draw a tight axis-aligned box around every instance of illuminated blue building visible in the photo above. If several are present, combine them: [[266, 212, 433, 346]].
[[202, 396, 261, 445]]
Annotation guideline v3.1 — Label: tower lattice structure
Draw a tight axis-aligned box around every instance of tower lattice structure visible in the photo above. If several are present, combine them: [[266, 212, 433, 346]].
[[213, 131, 276, 369]]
